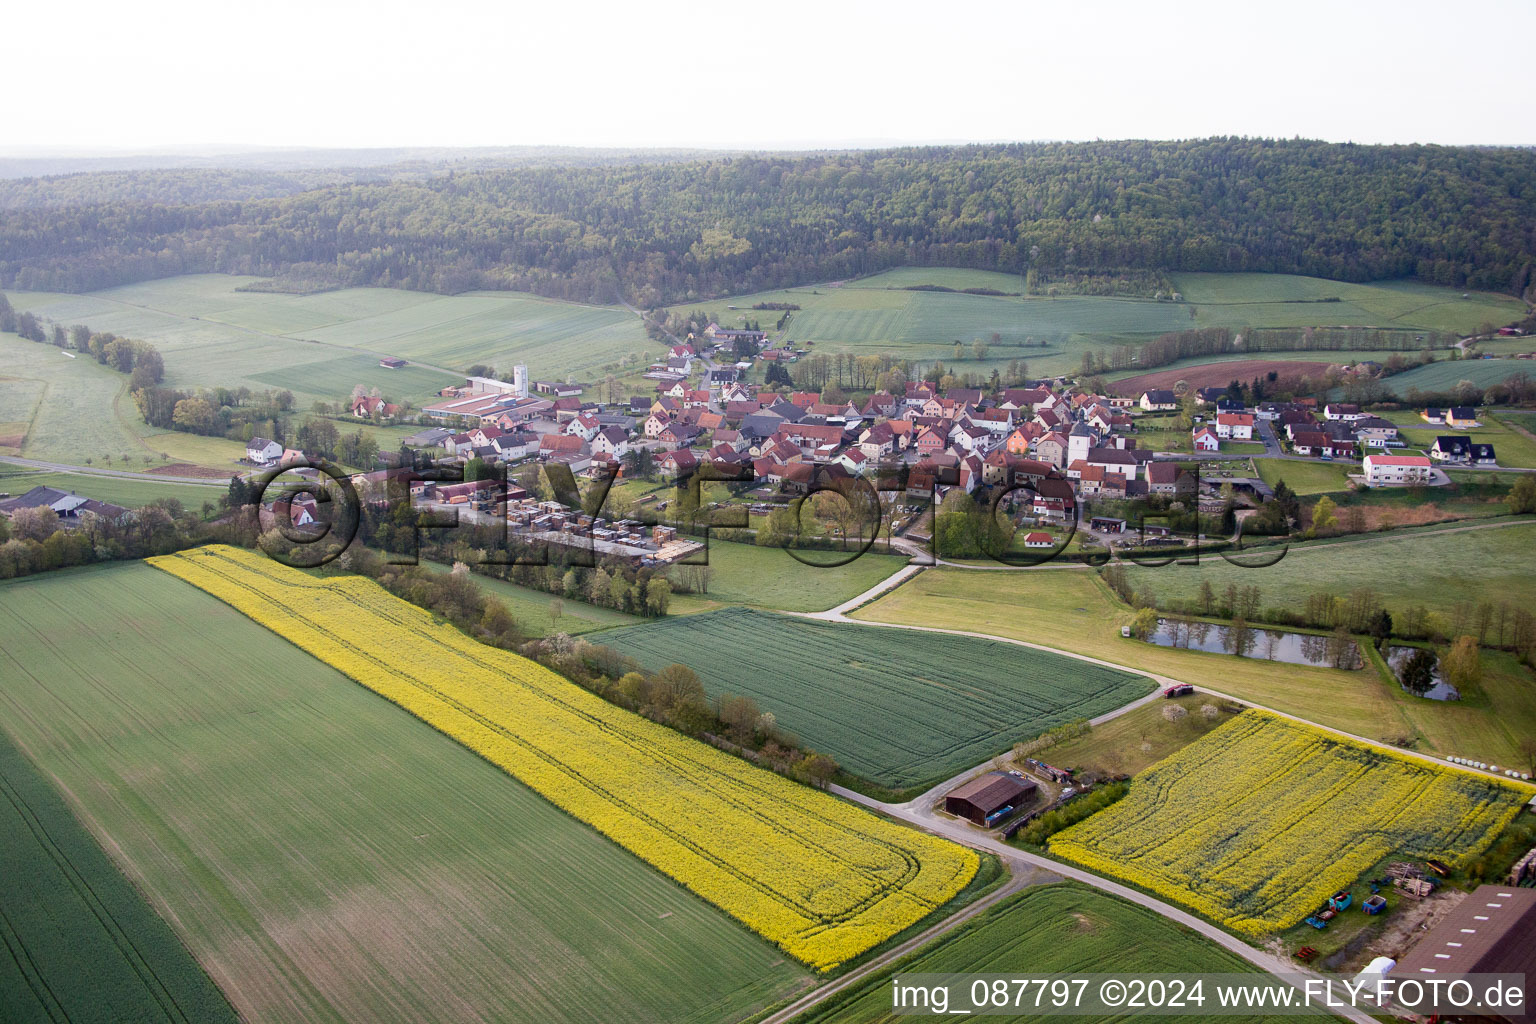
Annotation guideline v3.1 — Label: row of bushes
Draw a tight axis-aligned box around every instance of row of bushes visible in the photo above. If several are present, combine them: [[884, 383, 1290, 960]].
[[1014, 782, 1130, 846]]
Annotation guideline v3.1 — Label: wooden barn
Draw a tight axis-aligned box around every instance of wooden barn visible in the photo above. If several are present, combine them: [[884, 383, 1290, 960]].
[[944, 771, 1036, 826]]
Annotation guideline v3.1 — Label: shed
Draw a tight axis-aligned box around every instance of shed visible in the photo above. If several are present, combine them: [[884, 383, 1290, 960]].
[[944, 771, 1036, 826]]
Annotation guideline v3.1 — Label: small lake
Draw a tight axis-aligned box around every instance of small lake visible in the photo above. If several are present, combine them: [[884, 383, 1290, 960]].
[[1384, 645, 1460, 701], [1149, 619, 1361, 670]]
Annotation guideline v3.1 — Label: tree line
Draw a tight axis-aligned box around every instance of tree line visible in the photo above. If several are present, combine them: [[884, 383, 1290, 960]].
[[3, 139, 1534, 305]]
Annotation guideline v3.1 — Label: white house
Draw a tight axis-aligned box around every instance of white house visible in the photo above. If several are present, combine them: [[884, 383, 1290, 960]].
[[1139, 389, 1177, 412], [1215, 412, 1255, 440], [566, 413, 601, 441], [590, 426, 630, 458], [246, 437, 283, 465], [1192, 427, 1220, 452], [1362, 453, 1432, 486]]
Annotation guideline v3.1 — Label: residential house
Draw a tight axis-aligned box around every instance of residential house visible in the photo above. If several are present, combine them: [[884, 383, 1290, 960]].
[[590, 427, 630, 458], [1323, 403, 1364, 422], [1430, 436, 1496, 464], [1033, 431, 1067, 468], [1139, 389, 1177, 412], [566, 413, 601, 441], [1192, 427, 1220, 452], [1147, 461, 1180, 494], [1362, 453, 1433, 486], [1215, 412, 1255, 440], [246, 437, 283, 465]]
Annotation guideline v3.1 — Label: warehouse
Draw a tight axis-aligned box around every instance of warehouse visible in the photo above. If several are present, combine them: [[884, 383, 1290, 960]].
[[1392, 884, 1536, 1022], [944, 771, 1037, 826]]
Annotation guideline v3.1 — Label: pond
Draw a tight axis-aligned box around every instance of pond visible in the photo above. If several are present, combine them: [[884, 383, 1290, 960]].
[[1148, 618, 1361, 670], [1383, 644, 1460, 701]]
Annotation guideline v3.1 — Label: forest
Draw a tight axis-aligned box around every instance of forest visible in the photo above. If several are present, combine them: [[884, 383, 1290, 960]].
[[1, 139, 1533, 306]]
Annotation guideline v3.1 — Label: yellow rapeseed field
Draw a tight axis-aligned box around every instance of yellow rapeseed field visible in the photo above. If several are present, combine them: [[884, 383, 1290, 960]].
[[1049, 710, 1529, 938], [150, 546, 977, 969]]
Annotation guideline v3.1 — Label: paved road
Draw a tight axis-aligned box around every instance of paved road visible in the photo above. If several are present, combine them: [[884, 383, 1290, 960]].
[[758, 866, 1058, 1024], [0, 454, 230, 487]]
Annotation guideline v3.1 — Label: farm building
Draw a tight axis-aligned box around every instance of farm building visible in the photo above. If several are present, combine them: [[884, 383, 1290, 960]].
[[378, 357, 407, 369], [944, 771, 1036, 826], [1089, 516, 1127, 534], [1392, 885, 1536, 1021]]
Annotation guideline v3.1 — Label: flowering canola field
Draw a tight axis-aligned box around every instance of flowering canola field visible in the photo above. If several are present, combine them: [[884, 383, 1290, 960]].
[[1049, 710, 1528, 938], [149, 546, 977, 969]]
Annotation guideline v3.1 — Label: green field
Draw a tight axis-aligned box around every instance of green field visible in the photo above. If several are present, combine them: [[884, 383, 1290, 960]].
[[1118, 519, 1536, 623], [0, 727, 239, 1024], [795, 884, 1286, 1024], [0, 463, 225, 508], [1378, 358, 1534, 396], [0, 563, 810, 1024], [668, 538, 911, 614], [1171, 273, 1526, 334], [423, 559, 643, 636], [678, 271, 1520, 381], [602, 606, 1153, 788], [7, 274, 645, 404], [1255, 458, 1355, 494]]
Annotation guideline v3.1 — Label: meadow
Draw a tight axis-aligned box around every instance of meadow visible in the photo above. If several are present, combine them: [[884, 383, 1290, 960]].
[[0, 726, 238, 1024], [1117, 519, 1536, 625], [0, 561, 812, 1023], [1171, 273, 1526, 334], [850, 567, 1463, 757], [1378, 357, 1533, 396], [678, 270, 1518, 380], [153, 546, 978, 970], [8, 275, 646, 403], [1255, 458, 1355, 494], [602, 607, 1153, 789], [795, 884, 1294, 1024], [424, 559, 643, 635], [1049, 711, 1529, 937], [667, 538, 910, 614], [0, 463, 225, 509]]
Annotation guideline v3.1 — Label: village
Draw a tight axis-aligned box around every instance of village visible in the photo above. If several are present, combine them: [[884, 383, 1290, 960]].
[[219, 319, 1518, 567]]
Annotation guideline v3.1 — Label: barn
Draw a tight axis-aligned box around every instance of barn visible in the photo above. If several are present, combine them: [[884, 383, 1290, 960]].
[[944, 771, 1037, 826]]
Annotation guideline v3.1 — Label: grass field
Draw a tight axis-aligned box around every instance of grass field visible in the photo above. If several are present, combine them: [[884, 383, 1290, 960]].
[[796, 883, 1292, 1024], [8, 275, 645, 403], [423, 560, 643, 636], [154, 546, 978, 970], [851, 568, 1420, 750], [1041, 692, 1242, 778], [602, 607, 1153, 788], [676, 271, 1519, 381], [1118, 519, 1536, 623], [1050, 711, 1529, 937], [0, 561, 812, 1023], [668, 538, 910, 614], [0, 726, 238, 1024], [1378, 358, 1534, 396], [1255, 458, 1355, 494], [0, 463, 224, 508], [1171, 273, 1527, 334]]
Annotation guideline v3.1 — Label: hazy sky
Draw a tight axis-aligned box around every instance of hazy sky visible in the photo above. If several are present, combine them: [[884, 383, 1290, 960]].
[[11, 0, 1534, 152]]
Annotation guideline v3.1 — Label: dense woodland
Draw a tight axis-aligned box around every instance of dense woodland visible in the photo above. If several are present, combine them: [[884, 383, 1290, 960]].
[[2, 139, 1534, 304]]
